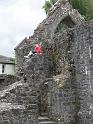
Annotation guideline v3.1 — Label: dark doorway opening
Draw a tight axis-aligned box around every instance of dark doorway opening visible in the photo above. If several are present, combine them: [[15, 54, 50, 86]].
[[38, 83, 48, 115]]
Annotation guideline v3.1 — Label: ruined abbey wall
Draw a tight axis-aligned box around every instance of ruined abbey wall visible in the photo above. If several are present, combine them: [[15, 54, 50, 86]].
[[1, 20, 93, 124], [46, 31, 77, 123], [0, 75, 18, 91], [48, 20, 93, 124], [1, 1, 93, 124], [72, 20, 93, 124], [15, 0, 83, 76]]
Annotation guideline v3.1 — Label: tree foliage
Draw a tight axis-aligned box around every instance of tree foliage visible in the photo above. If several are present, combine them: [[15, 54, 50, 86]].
[[42, 0, 52, 14], [42, 0, 57, 14], [43, 0, 93, 20], [69, 0, 93, 20], [10, 58, 15, 64], [50, 0, 58, 4]]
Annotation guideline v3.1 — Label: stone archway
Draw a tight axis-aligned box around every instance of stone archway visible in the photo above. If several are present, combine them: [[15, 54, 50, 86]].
[[55, 16, 75, 34]]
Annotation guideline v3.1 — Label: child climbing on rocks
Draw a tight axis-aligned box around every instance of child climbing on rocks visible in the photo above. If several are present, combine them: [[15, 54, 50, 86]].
[[24, 43, 42, 58]]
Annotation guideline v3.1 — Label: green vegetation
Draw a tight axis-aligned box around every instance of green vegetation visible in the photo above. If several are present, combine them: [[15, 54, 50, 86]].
[[43, 0, 93, 20], [42, 0, 57, 14], [10, 58, 15, 64], [69, 0, 93, 20], [42, 0, 52, 14]]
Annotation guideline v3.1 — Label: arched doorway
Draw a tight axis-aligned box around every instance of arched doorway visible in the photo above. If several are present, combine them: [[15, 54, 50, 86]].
[[38, 83, 48, 115]]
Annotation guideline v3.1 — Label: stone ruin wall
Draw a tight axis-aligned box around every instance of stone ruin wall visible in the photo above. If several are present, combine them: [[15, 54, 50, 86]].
[[0, 72, 39, 123], [48, 20, 93, 124], [1, 1, 93, 124], [1, 21, 93, 124], [71, 20, 93, 124], [0, 31, 76, 124], [15, 0, 83, 76], [47, 30, 77, 123], [0, 75, 19, 91], [0, 45, 58, 124]]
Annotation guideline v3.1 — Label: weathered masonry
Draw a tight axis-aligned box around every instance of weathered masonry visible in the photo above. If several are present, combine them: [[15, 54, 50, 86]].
[[0, 0, 93, 124], [15, 0, 84, 75]]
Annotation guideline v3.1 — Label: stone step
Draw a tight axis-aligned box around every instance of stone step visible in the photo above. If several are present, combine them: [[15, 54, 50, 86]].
[[26, 104, 38, 109], [0, 81, 24, 98], [38, 116, 57, 124], [39, 121, 57, 124], [38, 116, 50, 122], [0, 120, 10, 124], [0, 102, 25, 112], [40, 113, 48, 116]]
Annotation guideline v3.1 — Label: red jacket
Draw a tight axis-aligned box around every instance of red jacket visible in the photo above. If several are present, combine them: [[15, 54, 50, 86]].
[[34, 44, 42, 54]]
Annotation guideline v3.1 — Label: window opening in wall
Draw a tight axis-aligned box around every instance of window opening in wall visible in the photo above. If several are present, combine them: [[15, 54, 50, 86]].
[[55, 16, 75, 33], [2, 64, 5, 73]]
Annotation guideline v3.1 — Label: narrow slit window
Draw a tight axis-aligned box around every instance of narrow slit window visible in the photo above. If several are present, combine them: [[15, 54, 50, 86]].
[[2, 64, 5, 73]]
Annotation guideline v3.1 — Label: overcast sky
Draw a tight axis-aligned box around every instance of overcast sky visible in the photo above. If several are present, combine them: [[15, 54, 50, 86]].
[[0, 0, 46, 57]]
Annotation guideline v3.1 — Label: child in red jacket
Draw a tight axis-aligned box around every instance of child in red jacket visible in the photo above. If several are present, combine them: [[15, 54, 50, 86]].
[[34, 44, 42, 55], [24, 43, 42, 58]]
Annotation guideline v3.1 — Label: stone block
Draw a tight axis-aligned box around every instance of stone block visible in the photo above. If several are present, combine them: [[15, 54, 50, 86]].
[[0, 120, 10, 124]]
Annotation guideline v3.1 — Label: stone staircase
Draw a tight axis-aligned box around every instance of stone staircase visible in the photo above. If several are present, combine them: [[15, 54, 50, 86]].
[[0, 80, 38, 123], [38, 114, 57, 124]]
